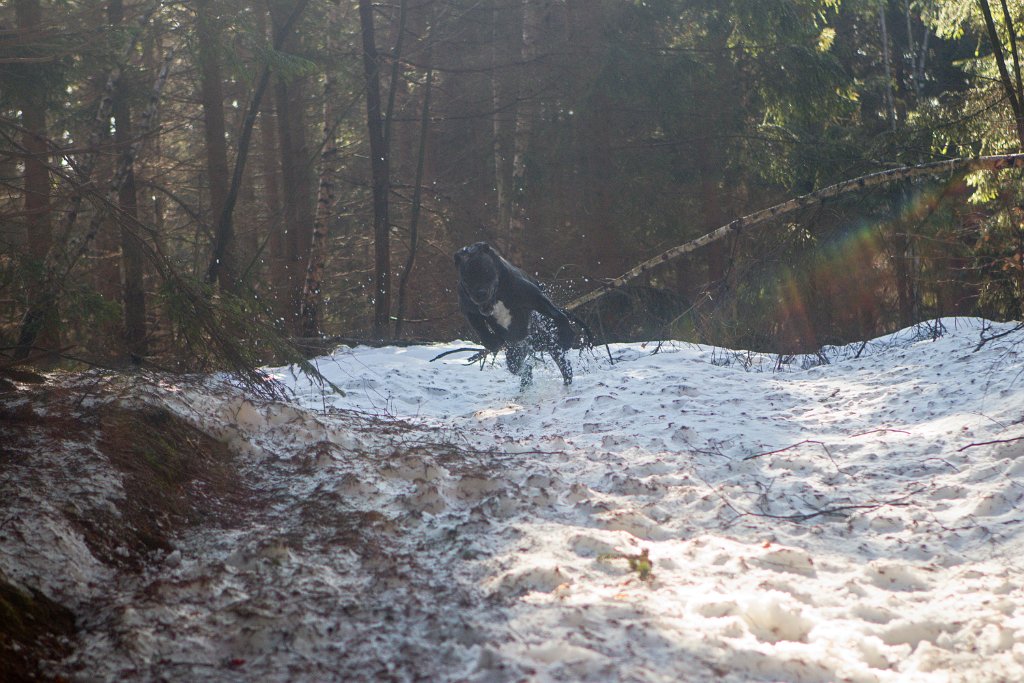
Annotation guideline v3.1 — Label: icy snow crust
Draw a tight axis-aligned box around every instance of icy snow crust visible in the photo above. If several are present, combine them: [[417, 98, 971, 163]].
[[6, 318, 1024, 681]]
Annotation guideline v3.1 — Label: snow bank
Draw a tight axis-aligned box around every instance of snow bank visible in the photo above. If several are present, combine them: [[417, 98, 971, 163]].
[[2, 317, 1022, 681]]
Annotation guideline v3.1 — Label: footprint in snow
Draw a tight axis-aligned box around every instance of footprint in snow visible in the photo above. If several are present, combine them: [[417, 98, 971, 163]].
[[491, 566, 568, 598]]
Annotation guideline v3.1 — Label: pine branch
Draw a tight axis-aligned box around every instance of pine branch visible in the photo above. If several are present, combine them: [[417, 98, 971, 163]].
[[56, 0, 160, 245], [14, 47, 175, 360], [979, 0, 1024, 148]]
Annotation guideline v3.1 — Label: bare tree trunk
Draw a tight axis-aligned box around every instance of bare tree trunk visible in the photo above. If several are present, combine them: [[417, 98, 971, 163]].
[[359, 0, 392, 339], [395, 51, 433, 339], [273, 73, 314, 331], [300, 0, 342, 339], [196, 0, 234, 291], [567, 154, 1024, 312], [114, 102, 148, 358], [110, 0, 147, 358], [999, 0, 1024, 113], [270, 0, 316, 334], [15, 0, 58, 354], [492, 0, 512, 242], [879, 1, 897, 132], [260, 99, 288, 313], [506, 0, 542, 264], [204, 0, 309, 289], [892, 224, 919, 327]]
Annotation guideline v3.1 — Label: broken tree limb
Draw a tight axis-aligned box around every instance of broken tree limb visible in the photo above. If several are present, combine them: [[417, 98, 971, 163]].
[[566, 153, 1024, 313]]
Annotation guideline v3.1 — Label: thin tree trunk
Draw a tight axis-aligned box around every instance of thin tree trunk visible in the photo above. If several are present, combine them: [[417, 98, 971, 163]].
[[567, 154, 1024, 312], [506, 0, 542, 264], [114, 102, 148, 358], [395, 53, 433, 339], [204, 0, 309, 288], [359, 0, 392, 339], [196, 0, 234, 291], [879, 2, 897, 132], [383, 0, 408, 150], [273, 71, 315, 332], [300, 0, 342, 339], [260, 99, 288, 313], [998, 0, 1024, 111], [492, 0, 512, 242], [109, 0, 147, 358], [14, 0, 57, 354]]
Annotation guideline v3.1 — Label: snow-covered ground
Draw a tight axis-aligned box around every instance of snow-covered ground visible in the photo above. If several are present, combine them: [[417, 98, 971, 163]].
[[3, 318, 1024, 681]]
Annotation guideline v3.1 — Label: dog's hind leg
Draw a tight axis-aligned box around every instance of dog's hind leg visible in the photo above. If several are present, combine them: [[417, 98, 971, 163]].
[[549, 345, 573, 385]]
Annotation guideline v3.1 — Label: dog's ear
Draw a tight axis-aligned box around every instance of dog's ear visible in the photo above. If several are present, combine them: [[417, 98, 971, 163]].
[[454, 247, 468, 268]]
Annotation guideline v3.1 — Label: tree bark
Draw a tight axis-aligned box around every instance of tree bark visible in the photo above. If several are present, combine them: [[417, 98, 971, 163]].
[[14, 0, 58, 355], [196, 0, 234, 291], [492, 0, 512, 243], [109, 0, 147, 358], [260, 98, 288, 313], [394, 52, 433, 339], [359, 0, 392, 339], [506, 0, 542, 264], [204, 0, 309, 289], [273, 71, 314, 330], [300, 0, 342, 339]]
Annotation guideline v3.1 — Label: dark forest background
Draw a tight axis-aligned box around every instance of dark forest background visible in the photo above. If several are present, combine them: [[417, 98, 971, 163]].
[[3, 0, 1024, 374]]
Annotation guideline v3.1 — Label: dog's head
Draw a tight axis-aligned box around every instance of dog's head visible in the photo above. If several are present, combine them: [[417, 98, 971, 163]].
[[455, 242, 501, 306]]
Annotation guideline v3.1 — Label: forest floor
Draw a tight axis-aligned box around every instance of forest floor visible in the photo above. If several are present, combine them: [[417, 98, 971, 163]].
[[2, 317, 1024, 682]]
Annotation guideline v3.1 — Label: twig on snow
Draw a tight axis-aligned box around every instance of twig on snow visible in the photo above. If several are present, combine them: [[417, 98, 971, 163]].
[[429, 347, 488, 363], [847, 428, 911, 438], [743, 439, 831, 461], [973, 322, 1024, 352], [956, 435, 1024, 452], [735, 487, 927, 524]]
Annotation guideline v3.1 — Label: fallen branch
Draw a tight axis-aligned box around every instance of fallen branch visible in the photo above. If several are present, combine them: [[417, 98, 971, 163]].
[[973, 322, 1024, 352], [0, 345, 75, 370], [567, 153, 1024, 312]]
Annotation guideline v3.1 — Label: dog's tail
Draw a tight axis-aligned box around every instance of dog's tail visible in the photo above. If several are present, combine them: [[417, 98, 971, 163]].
[[564, 309, 596, 349], [562, 309, 616, 364]]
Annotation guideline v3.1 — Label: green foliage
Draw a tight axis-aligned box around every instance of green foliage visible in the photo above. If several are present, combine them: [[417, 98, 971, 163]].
[[158, 275, 342, 400], [600, 548, 654, 581]]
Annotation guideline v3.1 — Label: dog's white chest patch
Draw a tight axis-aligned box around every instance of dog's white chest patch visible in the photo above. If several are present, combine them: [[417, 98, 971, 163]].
[[487, 301, 513, 330]]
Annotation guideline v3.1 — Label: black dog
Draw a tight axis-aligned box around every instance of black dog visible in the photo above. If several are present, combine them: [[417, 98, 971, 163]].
[[455, 242, 575, 387]]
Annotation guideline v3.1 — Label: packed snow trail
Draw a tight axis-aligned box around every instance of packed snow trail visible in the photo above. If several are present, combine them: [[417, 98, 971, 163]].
[[2, 318, 1023, 681]]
